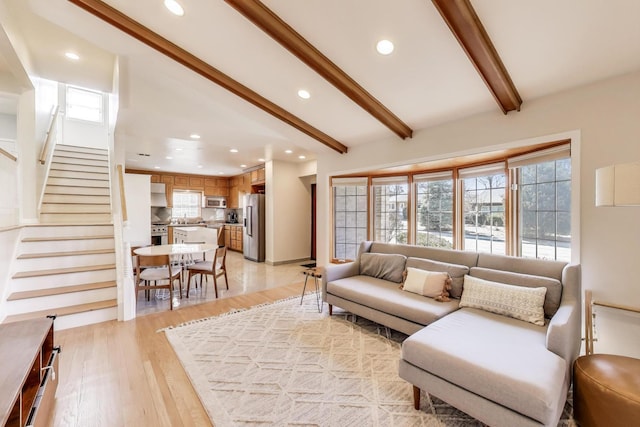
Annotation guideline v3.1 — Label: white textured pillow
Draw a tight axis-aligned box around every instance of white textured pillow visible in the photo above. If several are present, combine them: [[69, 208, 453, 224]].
[[460, 275, 547, 326], [402, 267, 451, 299]]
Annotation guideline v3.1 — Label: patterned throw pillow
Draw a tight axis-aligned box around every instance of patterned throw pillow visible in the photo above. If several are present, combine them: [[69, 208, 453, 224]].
[[401, 267, 452, 301], [459, 275, 547, 326]]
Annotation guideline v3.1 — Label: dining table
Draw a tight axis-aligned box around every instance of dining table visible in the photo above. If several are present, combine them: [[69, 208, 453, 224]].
[[133, 243, 218, 257]]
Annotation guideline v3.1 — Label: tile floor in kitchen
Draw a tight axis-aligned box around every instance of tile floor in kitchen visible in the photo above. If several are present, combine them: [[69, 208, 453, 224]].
[[135, 249, 316, 316]]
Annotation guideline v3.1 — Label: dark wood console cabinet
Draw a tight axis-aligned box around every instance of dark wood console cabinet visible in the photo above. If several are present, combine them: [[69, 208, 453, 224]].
[[0, 317, 60, 427]]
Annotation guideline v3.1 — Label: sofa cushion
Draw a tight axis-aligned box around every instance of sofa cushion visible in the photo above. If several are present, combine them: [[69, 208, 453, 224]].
[[470, 266, 562, 318], [402, 308, 567, 425], [359, 252, 407, 283], [406, 257, 469, 298], [460, 275, 547, 326], [327, 275, 459, 326], [402, 267, 451, 300]]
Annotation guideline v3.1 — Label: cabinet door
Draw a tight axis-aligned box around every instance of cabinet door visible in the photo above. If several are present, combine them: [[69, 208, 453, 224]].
[[162, 175, 174, 184], [151, 175, 161, 183], [174, 175, 189, 186], [189, 177, 204, 188], [224, 228, 231, 248], [257, 168, 265, 182]]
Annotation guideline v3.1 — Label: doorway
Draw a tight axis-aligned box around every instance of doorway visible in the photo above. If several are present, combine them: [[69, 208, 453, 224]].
[[311, 183, 316, 260]]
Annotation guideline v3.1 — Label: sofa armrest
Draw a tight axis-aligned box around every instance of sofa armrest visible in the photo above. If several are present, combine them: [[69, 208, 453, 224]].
[[322, 261, 360, 299], [546, 264, 581, 368]]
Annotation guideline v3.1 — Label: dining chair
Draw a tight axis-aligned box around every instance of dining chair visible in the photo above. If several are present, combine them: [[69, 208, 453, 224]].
[[186, 246, 228, 298], [135, 254, 182, 310]]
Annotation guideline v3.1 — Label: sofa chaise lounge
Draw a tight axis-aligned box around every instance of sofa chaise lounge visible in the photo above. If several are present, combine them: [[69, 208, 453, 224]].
[[322, 241, 581, 427]]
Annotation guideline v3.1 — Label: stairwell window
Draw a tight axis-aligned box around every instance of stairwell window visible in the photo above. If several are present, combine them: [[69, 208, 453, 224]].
[[172, 190, 202, 219], [66, 86, 104, 123]]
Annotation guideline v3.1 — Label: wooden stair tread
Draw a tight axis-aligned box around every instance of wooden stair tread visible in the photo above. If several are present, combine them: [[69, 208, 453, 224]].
[[13, 264, 116, 279], [18, 248, 115, 259], [3, 299, 117, 323], [8, 281, 116, 300], [42, 201, 111, 205], [22, 234, 114, 242]]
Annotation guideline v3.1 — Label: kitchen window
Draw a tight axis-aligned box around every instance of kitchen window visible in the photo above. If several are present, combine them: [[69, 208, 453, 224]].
[[172, 190, 201, 219]]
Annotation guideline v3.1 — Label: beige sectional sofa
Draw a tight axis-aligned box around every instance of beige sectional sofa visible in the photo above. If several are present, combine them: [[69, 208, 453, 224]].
[[322, 241, 581, 427]]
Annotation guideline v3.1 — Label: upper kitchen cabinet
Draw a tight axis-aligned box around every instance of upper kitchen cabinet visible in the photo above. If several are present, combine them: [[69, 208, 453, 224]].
[[204, 178, 229, 197], [126, 170, 230, 203], [251, 167, 265, 184]]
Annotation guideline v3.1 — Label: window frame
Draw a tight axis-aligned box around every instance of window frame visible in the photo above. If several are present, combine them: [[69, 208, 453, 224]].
[[329, 139, 578, 263], [171, 190, 202, 219], [65, 85, 105, 124]]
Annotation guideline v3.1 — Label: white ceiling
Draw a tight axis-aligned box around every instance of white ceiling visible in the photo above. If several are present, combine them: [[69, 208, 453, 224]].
[[1, 0, 640, 176]]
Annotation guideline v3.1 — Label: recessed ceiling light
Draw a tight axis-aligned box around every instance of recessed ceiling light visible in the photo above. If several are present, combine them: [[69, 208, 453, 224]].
[[65, 52, 80, 61], [197, 165, 203, 168], [175, 148, 183, 151], [298, 155, 306, 160], [190, 133, 200, 139], [154, 166, 160, 169], [218, 172, 224, 175], [258, 158, 265, 162], [285, 150, 293, 154], [230, 148, 239, 153], [297, 89, 311, 99], [164, 0, 184, 16], [165, 156, 173, 160], [240, 164, 247, 168], [376, 39, 394, 55]]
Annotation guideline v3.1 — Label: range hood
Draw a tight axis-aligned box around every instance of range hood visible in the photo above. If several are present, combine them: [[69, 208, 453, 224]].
[[150, 183, 167, 207]]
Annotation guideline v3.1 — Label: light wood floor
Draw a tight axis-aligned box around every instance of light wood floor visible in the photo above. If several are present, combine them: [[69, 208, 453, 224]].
[[49, 282, 306, 427]]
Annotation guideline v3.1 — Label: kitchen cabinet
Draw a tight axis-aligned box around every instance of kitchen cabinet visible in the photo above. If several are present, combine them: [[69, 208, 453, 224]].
[[172, 226, 217, 245], [251, 167, 265, 184], [224, 224, 243, 252], [0, 317, 60, 427], [126, 170, 231, 206]]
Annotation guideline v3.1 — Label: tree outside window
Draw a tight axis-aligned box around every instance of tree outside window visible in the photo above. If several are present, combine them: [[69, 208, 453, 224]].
[[462, 170, 506, 254], [373, 179, 408, 244], [415, 175, 453, 248]]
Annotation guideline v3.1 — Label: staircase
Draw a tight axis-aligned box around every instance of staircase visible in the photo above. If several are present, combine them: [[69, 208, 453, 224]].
[[3, 144, 118, 330]]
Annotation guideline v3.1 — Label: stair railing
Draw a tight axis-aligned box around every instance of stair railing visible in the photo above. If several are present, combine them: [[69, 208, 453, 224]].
[[37, 106, 60, 214]]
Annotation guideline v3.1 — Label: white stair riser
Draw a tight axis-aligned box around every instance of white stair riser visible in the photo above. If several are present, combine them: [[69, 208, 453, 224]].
[[54, 307, 117, 331], [56, 145, 108, 156], [46, 186, 110, 196], [43, 194, 111, 204], [46, 177, 109, 187], [50, 162, 109, 173], [22, 225, 114, 238], [20, 239, 115, 253], [15, 253, 116, 270], [54, 150, 109, 162], [39, 213, 112, 223], [11, 269, 116, 291], [49, 170, 110, 180], [52, 156, 108, 167], [5, 287, 117, 315], [41, 204, 111, 213]]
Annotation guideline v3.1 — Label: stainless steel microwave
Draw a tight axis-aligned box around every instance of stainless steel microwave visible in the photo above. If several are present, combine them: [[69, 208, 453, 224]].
[[205, 197, 227, 208]]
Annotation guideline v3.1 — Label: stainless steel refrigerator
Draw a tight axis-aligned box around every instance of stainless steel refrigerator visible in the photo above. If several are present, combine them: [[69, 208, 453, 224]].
[[243, 193, 265, 262]]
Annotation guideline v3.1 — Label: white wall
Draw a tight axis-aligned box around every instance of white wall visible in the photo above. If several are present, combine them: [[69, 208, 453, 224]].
[[123, 173, 151, 247], [317, 71, 640, 357], [265, 159, 313, 264]]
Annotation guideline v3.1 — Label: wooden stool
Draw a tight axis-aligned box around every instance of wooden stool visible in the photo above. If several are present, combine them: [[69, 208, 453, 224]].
[[573, 354, 640, 426], [300, 267, 322, 313]]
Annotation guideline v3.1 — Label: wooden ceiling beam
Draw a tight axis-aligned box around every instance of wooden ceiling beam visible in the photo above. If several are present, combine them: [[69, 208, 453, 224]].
[[225, 0, 413, 140], [67, 0, 348, 154], [431, 0, 522, 114]]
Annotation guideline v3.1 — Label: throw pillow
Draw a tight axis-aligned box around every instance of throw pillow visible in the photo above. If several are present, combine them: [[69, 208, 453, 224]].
[[359, 252, 407, 283], [401, 267, 452, 301], [459, 275, 547, 326], [406, 257, 470, 298]]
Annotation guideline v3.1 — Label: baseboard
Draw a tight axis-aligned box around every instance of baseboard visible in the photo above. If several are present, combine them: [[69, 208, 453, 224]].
[[266, 257, 311, 266]]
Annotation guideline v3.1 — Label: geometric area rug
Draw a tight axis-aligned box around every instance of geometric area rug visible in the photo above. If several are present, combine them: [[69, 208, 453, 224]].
[[162, 295, 575, 426]]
